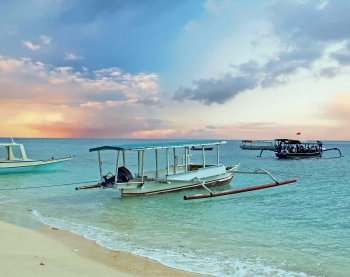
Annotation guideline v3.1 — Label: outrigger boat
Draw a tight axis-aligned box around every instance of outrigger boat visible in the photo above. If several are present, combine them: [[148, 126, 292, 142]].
[[258, 139, 342, 159], [76, 140, 297, 198], [77, 141, 237, 196], [240, 140, 276, 151], [0, 140, 73, 174]]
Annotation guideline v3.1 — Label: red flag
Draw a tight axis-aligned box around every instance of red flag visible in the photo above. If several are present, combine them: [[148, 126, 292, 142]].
[[296, 132, 301, 135]]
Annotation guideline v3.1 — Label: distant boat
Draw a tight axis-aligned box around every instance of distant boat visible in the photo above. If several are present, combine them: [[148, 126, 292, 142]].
[[262, 139, 342, 159], [0, 140, 73, 174], [191, 146, 213, 151], [240, 140, 276, 151]]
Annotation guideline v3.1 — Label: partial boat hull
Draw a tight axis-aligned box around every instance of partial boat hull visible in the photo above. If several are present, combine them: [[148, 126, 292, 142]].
[[240, 140, 276, 151], [0, 157, 72, 174], [121, 172, 234, 196], [275, 152, 321, 159], [240, 145, 276, 150]]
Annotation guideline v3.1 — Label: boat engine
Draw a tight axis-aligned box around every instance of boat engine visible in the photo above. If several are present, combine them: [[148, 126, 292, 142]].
[[117, 166, 133, 183]]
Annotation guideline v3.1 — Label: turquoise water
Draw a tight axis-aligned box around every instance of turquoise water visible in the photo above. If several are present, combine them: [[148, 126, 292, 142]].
[[0, 138, 349, 277]]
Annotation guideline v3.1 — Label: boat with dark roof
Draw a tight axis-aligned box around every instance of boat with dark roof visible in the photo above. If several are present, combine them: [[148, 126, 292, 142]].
[[259, 139, 342, 159], [76, 140, 239, 196]]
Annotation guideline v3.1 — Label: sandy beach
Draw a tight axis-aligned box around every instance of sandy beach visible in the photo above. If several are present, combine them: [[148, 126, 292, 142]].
[[0, 220, 202, 277]]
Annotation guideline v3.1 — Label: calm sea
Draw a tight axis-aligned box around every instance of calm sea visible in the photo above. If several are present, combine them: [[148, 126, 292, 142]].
[[0, 138, 349, 277]]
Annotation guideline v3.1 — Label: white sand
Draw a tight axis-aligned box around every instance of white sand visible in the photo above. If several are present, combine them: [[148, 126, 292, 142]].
[[0, 220, 202, 277]]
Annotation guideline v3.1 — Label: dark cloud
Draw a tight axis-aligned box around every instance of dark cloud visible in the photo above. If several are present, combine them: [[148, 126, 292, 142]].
[[319, 67, 340, 78], [173, 75, 259, 105], [135, 97, 160, 106]]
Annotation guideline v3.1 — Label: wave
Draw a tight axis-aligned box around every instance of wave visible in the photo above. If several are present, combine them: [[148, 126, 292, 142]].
[[31, 209, 316, 277]]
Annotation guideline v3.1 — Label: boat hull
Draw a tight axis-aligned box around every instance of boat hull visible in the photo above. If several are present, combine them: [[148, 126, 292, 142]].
[[121, 173, 234, 196], [0, 157, 72, 174], [275, 152, 321, 159], [240, 145, 276, 150]]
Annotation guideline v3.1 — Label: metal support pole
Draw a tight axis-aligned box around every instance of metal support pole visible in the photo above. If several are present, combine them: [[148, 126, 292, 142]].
[[97, 151, 103, 181], [141, 150, 145, 181], [202, 146, 206, 168], [122, 150, 126, 166], [138, 150, 140, 177], [166, 148, 169, 175], [217, 145, 220, 165], [114, 150, 120, 185], [155, 149, 159, 178], [173, 148, 176, 173]]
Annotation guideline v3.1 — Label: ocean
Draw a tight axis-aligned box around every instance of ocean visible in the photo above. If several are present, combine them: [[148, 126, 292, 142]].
[[0, 138, 349, 277]]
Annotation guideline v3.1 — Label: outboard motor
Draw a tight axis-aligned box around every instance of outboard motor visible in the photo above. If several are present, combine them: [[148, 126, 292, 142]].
[[117, 166, 133, 183], [100, 166, 133, 187]]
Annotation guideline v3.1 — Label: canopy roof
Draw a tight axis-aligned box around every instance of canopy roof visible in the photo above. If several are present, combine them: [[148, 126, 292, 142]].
[[89, 140, 226, 152], [0, 142, 22, 147], [275, 139, 323, 144]]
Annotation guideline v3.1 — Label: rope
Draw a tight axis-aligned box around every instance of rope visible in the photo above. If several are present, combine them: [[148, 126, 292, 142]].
[[0, 180, 99, 191]]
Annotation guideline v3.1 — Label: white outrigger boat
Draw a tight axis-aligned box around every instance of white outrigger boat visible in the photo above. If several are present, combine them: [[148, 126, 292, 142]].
[[76, 140, 297, 198], [0, 140, 73, 174], [76, 140, 239, 196]]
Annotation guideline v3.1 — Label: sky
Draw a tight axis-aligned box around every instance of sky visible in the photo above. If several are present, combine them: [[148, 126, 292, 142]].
[[1, 0, 350, 139]]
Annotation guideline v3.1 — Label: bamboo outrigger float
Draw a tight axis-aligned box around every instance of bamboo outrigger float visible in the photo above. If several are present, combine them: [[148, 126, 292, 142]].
[[184, 178, 297, 200]]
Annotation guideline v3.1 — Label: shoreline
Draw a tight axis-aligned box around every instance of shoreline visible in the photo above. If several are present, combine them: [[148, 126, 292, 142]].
[[0, 220, 204, 277]]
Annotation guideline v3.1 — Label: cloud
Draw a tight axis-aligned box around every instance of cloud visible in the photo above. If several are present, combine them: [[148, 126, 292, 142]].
[[204, 0, 232, 14], [0, 56, 24, 71], [269, 1, 350, 43], [22, 35, 52, 51], [0, 55, 165, 137], [173, 1, 350, 105], [173, 75, 258, 104], [40, 35, 52, 45], [23, 116, 175, 138], [330, 42, 350, 65], [22, 40, 40, 51], [0, 56, 160, 105], [64, 52, 83, 61]]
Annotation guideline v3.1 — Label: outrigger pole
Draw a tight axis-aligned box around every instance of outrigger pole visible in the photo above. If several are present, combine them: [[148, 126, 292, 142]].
[[183, 179, 297, 200]]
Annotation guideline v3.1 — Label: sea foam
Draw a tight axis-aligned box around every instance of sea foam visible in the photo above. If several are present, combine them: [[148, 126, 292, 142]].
[[31, 209, 316, 277]]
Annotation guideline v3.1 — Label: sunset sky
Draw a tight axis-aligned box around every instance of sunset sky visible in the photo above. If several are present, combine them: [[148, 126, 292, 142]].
[[1, 0, 350, 139]]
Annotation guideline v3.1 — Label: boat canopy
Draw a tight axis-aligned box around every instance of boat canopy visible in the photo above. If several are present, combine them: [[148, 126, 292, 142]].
[[274, 139, 322, 145], [89, 140, 226, 152], [0, 142, 28, 161]]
